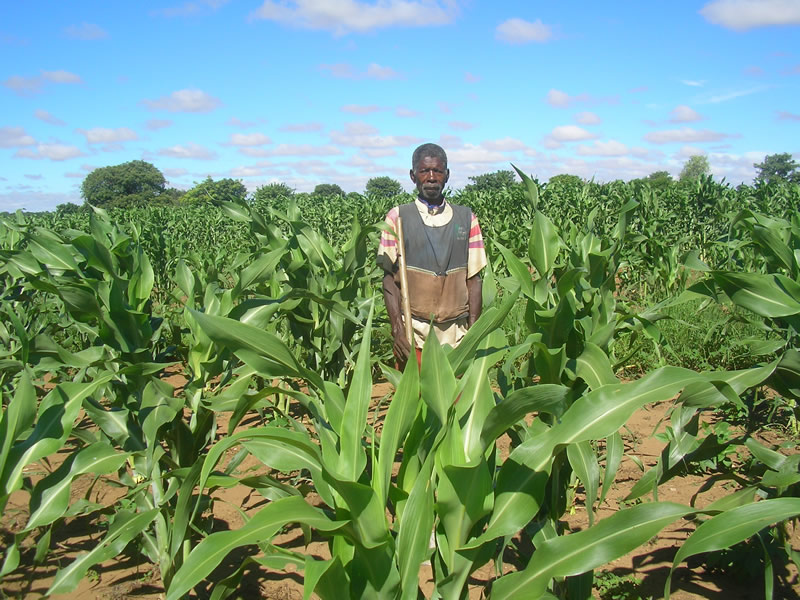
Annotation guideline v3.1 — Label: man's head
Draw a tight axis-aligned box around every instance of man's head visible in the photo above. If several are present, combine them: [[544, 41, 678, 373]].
[[410, 143, 449, 204]]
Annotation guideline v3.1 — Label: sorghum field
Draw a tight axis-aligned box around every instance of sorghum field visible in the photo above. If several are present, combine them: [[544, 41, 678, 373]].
[[1, 172, 799, 599]]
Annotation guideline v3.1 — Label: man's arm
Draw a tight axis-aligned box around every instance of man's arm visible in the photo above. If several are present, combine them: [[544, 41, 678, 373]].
[[467, 274, 482, 328], [382, 272, 412, 363]]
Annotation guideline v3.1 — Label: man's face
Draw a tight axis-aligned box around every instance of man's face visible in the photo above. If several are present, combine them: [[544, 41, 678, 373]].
[[410, 156, 449, 203]]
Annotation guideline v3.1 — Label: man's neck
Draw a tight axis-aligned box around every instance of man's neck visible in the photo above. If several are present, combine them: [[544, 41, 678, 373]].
[[418, 195, 445, 212]]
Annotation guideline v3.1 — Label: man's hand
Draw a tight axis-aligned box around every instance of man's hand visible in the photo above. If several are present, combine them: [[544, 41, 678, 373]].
[[467, 275, 482, 328], [391, 325, 412, 365], [383, 272, 413, 367]]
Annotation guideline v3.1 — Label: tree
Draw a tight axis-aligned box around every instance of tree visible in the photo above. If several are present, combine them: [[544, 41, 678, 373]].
[[463, 170, 518, 193], [80, 160, 168, 208], [55, 202, 83, 216], [679, 155, 710, 182], [365, 176, 404, 199], [633, 170, 673, 192], [753, 153, 800, 185], [314, 183, 345, 197], [182, 176, 248, 206]]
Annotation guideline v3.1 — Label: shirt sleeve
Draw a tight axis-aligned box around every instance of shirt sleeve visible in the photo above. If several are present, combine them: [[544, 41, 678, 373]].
[[376, 206, 400, 273], [467, 212, 487, 279]]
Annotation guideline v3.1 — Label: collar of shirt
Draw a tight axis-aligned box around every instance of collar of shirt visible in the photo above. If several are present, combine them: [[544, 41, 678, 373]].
[[414, 197, 453, 227], [416, 196, 447, 215]]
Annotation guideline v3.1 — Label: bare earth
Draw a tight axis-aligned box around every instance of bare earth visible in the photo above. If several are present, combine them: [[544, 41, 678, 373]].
[[2, 377, 798, 600]]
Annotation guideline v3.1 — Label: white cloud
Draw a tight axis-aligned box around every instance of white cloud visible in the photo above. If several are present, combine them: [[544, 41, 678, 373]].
[[448, 144, 506, 163], [495, 18, 553, 44], [676, 145, 707, 159], [250, 0, 458, 34], [227, 133, 272, 146], [482, 137, 526, 151], [669, 105, 704, 122], [41, 70, 82, 84], [449, 121, 475, 131], [464, 72, 480, 83], [320, 61, 402, 79], [549, 125, 597, 142], [158, 143, 217, 159], [778, 110, 800, 121], [576, 140, 630, 156], [366, 62, 401, 80], [342, 122, 378, 135], [155, 0, 231, 18], [230, 165, 265, 177], [330, 122, 420, 149], [0, 191, 80, 212], [680, 79, 706, 87], [142, 89, 222, 112], [0, 126, 37, 147], [3, 75, 43, 95], [34, 109, 65, 125], [703, 86, 766, 103], [163, 168, 189, 178], [241, 144, 343, 157], [342, 104, 382, 114], [280, 121, 323, 132], [145, 119, 172, 130], [546, 89, 617, 108], [15, 143, 85, 161], [547, 89, 571, 107], [64, 22, 109, 40], [700, 0, 800, 30], [78, 127, 138, 144], [575, 111, 601, 125], [226, 117, 258, 128], [363, 148, 397, 158], [320, 63, 356, 78], [395, 106, 420, 118], [644, 127, 734, 144], [3, 70, 82, 95]]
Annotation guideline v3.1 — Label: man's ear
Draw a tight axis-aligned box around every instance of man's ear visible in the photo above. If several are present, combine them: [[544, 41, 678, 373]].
[[444, 168, 450, 183], [409, 168, 417, 184]]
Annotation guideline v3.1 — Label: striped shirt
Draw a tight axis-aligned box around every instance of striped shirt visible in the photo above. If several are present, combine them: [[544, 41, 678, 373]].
[[377, 198, 487, 278]]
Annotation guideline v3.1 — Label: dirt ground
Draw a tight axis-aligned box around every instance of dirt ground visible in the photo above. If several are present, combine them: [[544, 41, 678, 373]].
[[2, 376, 799, 600]]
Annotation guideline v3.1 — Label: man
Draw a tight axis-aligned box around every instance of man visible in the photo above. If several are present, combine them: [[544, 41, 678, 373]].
[[377, 143, 487, 367]]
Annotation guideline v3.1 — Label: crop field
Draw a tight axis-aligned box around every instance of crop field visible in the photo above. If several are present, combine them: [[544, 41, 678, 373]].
[[1, 173, 800, 599]]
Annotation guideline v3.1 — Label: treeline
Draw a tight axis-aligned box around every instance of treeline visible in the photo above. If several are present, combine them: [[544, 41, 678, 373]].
[[51, 152, 800, 216]]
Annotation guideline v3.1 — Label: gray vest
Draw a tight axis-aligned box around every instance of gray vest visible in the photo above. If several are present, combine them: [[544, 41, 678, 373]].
[[397, 202, 472, 322]]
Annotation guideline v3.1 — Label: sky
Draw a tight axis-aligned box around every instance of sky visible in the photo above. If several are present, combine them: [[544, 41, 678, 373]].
[[1, 1, 799, 212]]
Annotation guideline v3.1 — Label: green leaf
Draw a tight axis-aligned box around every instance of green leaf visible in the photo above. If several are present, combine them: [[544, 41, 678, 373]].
[[337, 300, 374, 481], [48, 509, 158, 595], [575, 342, 617, 389], [492, 502, 690, 600], [495, 241, 535, 300], [567, 440, 600, 526], [396, 454, 434, 599], [666, 498, 800, 599], [1, 373, 116, 498], [711, 271, 800, 318], [480, 384, 569, 449], [26, 442, 129, 530], [599, 432, 623, 506], [529, 211, 560, 277], [0, 371, 36, 488], [420, 331, 457, 426], [167, 497, 345, 600], [375, 351, 420, 506], [189, 309, 324, 390]]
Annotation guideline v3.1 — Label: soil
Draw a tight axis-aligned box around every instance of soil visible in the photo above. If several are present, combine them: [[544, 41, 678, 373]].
[[2, 375, 799, 600]]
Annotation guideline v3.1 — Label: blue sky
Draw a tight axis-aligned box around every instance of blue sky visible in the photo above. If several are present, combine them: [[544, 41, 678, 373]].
[[1, 1, 799, 212]]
